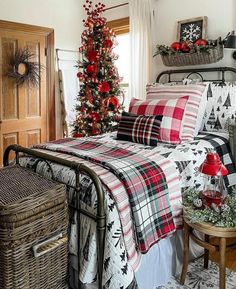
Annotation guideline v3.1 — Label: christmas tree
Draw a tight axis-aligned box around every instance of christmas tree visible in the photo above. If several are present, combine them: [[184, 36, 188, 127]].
[[72, 1, 123, 137]]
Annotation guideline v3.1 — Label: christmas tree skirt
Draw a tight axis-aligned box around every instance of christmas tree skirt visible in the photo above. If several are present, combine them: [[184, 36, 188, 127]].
[[156, 257, 236, 289]]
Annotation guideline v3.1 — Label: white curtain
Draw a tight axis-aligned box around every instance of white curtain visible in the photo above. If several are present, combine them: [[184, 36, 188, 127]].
[[129, 0, 154, 100]]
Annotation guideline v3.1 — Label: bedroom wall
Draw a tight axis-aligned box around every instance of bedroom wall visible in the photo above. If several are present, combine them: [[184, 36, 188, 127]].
[[103, 0, 236, 82], [0, 0, 83, 49]]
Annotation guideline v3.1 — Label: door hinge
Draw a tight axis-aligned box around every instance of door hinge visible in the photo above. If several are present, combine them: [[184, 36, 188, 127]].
[[45, 48, 47, 56]]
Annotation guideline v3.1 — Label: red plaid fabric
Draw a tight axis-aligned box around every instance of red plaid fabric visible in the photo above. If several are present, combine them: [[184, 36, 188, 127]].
[[117, 112, 163, 146], [34, 139, 176, 253], [129, 96, 188, 144], [146, 83, 207, 141]]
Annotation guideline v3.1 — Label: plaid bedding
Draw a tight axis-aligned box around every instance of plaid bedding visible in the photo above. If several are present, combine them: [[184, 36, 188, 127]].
[[34, 138, 176, 253], [23, 131, 236, 289]]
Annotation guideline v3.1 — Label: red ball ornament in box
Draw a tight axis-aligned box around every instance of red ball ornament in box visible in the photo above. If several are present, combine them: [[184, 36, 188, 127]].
[[87, 50, 98, 62], [98, 81, 110, 93], [195, 39, 208, 47], [170, 42, 181, 51], [86, 64, 96, 74], [180, 41, 190, 52], [104, 39, 113, 49]]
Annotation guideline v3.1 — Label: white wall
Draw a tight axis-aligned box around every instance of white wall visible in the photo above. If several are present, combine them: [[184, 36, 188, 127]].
[[0, 0, 83, 49]]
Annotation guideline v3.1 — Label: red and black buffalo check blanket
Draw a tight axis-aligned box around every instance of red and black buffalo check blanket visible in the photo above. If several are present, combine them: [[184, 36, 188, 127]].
[[34, 138, 176, 253]]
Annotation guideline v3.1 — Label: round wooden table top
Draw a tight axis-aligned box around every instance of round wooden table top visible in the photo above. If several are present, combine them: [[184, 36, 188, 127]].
[[184, 216, 236, 238]]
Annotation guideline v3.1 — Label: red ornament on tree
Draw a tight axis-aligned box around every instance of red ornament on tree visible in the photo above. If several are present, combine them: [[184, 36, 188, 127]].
[[98, 81, 110, 93], [105, 96, 119, 109], [195, 39, 208, 47], [87, 50, 98, 62], [104, 39, 113, 49], [86, 64, 96, 74], [170, 42, 181, 51], [73, 132, 84, 138], [88, 112, 101, 122], [180, 41, 190, 52]]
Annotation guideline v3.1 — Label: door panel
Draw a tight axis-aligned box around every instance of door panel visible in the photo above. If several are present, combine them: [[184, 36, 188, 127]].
[[2, 38, 18, 120], [0, 27, 49, 166]]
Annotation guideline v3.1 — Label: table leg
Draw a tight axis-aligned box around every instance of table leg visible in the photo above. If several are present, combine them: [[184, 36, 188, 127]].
[[219, 237, 226, 289], [180, 221, 190, 285], [204, 234, 209, 269]]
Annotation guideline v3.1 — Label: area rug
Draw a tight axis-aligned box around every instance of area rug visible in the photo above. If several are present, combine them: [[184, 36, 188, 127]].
[[157, 257, 236, 289]]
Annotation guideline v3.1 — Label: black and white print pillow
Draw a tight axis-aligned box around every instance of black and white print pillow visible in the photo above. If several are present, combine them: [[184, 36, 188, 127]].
[[202, 82, 236, 132], [117, 112, 163, 146]]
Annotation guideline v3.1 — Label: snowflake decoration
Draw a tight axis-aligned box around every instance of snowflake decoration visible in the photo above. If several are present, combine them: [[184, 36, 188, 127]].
[[181, 23, 202, 42]]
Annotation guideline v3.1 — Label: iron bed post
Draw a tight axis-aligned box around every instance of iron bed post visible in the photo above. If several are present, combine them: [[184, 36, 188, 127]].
[[3, 144, 106, 289]]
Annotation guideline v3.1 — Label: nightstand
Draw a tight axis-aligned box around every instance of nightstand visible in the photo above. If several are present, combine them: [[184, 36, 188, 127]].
[[180, 216, 236, 289]]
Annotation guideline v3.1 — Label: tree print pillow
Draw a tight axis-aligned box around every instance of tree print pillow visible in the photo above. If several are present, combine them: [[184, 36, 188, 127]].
[[201, 82, 236, 132]]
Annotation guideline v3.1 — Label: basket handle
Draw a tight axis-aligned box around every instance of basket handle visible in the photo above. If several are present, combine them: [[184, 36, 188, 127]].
[[32, 233, 67, 258]]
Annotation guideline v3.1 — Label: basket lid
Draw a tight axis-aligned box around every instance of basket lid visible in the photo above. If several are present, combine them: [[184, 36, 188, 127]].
[[0, 166, 66, 223]]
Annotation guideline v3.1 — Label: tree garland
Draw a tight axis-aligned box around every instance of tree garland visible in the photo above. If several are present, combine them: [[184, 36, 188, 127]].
[[182, 187, 236, 227], [7, 48, 41, 86]]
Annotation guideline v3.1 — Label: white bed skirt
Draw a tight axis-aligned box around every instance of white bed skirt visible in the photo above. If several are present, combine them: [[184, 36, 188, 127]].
[[70, 229, 203, 289]]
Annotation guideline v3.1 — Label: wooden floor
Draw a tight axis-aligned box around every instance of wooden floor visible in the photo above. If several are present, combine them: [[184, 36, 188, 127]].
[[209, 237, 236, 271]]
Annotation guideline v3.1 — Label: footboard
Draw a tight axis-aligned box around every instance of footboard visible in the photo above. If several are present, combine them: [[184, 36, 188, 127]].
[[3, 144, 106, 289]]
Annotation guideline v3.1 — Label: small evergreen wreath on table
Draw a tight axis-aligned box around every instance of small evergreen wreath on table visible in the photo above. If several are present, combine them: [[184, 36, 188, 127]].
[[182, 187, 236, 227], [7, 48, 41, 86]]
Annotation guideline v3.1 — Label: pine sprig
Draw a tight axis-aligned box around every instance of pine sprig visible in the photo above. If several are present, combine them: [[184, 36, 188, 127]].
[[183, 187, 236, 227]]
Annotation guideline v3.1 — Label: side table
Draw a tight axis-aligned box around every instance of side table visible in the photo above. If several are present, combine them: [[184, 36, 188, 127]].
[[180, 216, 236, 289]]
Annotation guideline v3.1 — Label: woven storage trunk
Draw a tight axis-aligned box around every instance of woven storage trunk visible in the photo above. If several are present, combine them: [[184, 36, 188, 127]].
[[161, 45, 223, 67], [0, 165, 69, 289]]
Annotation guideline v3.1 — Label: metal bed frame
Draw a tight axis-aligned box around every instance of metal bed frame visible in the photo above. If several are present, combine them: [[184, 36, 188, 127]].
[[3, 66, 236, 289]]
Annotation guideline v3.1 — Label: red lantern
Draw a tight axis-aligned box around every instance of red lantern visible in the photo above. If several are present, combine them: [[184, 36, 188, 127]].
[[199, 152, 228, 207], [98, 82, 110, 93], [180, 41, 190, 52], [170, 42, 181, 51], [195, 39, 208, 47], [86, 64, 96, 74]]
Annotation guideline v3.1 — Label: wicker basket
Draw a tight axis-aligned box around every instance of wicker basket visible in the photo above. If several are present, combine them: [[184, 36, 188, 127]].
[[161, 45, 223, 67], [0, 165, 69, 289]]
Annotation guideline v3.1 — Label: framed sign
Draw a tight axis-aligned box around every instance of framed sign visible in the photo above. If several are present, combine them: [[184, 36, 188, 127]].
[[177, 16, 208, 42]]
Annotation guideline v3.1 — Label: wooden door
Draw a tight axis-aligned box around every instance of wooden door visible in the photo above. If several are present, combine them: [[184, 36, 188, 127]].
[[0, 21, 55, 166]]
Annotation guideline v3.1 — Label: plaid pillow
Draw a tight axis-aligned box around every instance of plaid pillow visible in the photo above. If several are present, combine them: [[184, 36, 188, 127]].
[[117, 112, 163, 146], [129, 96, 189, 144], [146, 83, 207, 141]]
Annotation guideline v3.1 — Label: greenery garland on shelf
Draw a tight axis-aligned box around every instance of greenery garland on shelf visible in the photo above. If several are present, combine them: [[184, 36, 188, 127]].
[[182, 187, 236, 228], [154, 37, 223, 57]]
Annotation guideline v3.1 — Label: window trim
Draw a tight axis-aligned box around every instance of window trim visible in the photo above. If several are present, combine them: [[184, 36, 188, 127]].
[[108, 17, 129, 35]]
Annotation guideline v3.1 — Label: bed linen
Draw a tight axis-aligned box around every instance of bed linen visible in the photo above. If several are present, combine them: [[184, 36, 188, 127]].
[[20, 131, 236, 289]]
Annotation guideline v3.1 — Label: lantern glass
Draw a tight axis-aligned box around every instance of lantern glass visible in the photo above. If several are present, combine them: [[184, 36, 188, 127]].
[[201, 174, 224, 207]]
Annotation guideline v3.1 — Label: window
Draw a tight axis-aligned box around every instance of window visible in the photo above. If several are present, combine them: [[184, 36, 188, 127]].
[[108, 18, 130, 109]]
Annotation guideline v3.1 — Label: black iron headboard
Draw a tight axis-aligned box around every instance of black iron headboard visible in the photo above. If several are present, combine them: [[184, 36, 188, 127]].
[[156, 66, 236, 83]]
